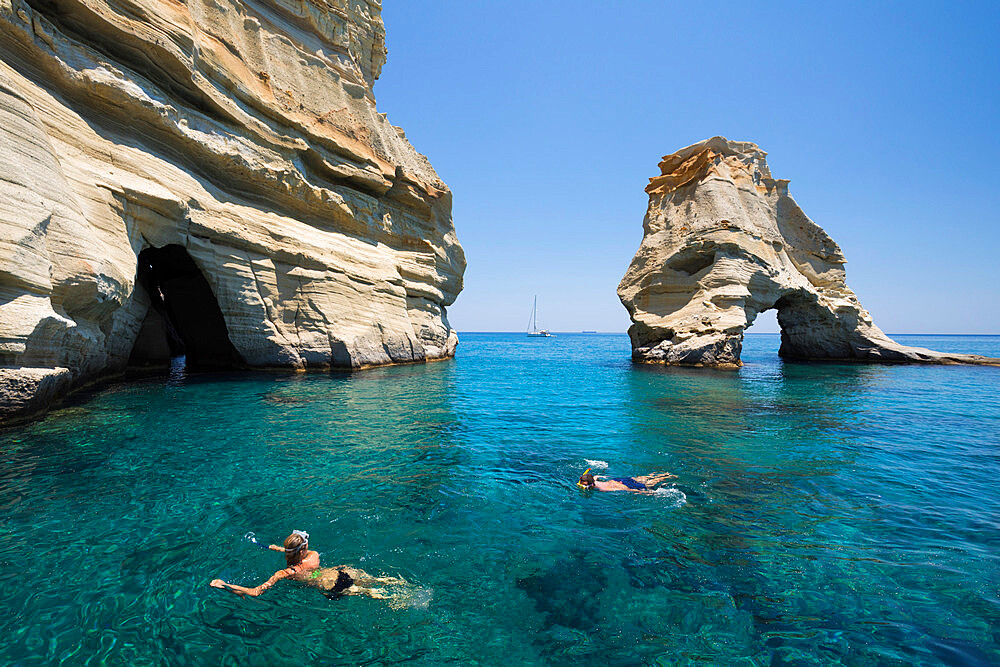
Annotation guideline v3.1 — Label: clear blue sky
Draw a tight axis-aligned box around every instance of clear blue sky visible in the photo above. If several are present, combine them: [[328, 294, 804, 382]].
[[375, 1, 999, 334]]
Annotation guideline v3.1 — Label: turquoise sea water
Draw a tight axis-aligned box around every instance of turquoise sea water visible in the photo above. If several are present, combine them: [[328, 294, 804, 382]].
[[1, 333, 999, 665]]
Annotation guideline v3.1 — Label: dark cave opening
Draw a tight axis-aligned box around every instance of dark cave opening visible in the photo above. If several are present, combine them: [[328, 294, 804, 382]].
[[129, 244, 244, 370]]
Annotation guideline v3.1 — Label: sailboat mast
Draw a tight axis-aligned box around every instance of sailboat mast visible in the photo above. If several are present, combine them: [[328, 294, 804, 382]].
[[532, 295, 537, 331]]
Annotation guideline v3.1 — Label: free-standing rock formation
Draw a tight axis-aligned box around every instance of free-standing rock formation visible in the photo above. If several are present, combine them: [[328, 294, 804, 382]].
[[0, 0, 465, 422], [618, 137, 999, 368]]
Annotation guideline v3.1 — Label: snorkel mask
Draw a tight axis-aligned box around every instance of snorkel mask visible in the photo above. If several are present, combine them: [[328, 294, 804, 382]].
[[287, 529, 309, 553], [577, 468, 593, 489]]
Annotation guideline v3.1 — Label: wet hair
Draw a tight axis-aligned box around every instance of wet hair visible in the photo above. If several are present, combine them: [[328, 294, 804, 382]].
[[579, 473, 596, 488], [283, 533, 308, 567]]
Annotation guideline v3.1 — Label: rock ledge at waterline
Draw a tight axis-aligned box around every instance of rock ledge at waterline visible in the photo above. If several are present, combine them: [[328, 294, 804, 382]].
[[0, 0, 465, 423], [617, 137, 999, 368]]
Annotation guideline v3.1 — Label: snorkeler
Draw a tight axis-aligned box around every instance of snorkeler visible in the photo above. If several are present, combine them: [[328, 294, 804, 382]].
[[577, 469, 675, 493], [209, 530, 407, 601]]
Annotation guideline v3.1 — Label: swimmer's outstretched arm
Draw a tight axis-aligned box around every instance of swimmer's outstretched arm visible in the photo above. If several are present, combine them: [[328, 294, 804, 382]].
[[210, 568, 293, 597], [267, 544, 285, 552]]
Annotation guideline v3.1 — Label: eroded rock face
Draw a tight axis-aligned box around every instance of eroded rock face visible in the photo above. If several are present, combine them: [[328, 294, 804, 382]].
[[618, 137, 998, 368], [0, 0, 465, 422]]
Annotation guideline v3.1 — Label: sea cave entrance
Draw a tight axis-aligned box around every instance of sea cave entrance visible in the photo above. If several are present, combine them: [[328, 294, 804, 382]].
[[129, 244, 244, 371]]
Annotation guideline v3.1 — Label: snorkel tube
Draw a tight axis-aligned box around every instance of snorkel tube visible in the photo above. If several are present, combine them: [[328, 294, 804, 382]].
[[577, 468, 592, 490], [245, 529, 310, 553], [245, 532, 270, 551]]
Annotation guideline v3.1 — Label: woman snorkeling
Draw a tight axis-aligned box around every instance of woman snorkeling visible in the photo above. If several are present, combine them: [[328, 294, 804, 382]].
[[577, 469, 675, 493], [210, 530, 407, 601]]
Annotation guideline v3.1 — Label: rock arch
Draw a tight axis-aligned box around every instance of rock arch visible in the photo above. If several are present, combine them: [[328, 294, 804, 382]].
[[618, 137, 999, 368]]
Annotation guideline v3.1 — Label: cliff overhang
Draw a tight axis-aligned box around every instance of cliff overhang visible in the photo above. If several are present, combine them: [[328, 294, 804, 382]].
[[0, 0, 466, 424]]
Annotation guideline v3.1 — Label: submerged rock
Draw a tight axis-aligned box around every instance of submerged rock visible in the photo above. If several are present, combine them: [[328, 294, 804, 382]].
[[0, 0, 465, 422], [618, 137, 998, 368]]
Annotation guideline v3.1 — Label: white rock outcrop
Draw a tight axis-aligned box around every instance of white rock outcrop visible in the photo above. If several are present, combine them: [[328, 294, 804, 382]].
[[618, 137, 999, 368], [0, 0, 465, 422]]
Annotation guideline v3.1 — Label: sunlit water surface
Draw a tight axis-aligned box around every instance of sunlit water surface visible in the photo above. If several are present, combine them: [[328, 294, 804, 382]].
[[2, 334, 999, 665]]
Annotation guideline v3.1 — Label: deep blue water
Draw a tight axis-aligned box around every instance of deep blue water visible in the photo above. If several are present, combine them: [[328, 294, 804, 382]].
[[1, 333, 998, 665]]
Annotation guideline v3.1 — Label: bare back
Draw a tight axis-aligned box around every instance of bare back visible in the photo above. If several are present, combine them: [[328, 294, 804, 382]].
[[288, 550, 321, 580]]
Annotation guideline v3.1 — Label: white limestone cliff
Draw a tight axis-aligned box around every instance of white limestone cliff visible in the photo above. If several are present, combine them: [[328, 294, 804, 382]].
[[0, 0, 465, 422], [618, 137, 999, 368]]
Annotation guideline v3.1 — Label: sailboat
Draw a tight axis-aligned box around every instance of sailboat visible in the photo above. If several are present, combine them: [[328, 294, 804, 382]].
[[526, 295, 552, 337]]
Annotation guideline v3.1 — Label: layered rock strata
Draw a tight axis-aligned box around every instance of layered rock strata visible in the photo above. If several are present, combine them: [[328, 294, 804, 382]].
[[0, 0, 465, 422], [618, 137, 998, 368]]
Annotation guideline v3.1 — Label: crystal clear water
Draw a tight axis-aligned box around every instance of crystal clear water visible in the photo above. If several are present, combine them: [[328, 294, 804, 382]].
[[2, 333, 999, 665]]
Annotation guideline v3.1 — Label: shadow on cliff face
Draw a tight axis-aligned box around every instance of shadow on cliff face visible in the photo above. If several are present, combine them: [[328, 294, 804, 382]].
[[129, 245, 243, 370]]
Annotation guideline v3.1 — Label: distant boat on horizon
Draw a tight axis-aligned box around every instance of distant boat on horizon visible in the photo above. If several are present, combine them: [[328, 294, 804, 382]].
[[582, 330, 598, 333], [526, 296, 552, 337]]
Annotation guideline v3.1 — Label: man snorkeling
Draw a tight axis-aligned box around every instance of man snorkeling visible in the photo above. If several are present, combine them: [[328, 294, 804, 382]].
[[210, 530, 407, 601], [577, 468, 675, 493]]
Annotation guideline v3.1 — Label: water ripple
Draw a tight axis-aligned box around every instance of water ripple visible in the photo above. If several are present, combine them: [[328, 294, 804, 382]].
[[0, 333, 998, 663]]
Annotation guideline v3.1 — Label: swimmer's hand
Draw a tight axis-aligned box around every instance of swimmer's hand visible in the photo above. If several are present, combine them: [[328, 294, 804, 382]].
[[267, 544, 284, 552], [210, 578, 248, 597], [210, 569, 292, 598]]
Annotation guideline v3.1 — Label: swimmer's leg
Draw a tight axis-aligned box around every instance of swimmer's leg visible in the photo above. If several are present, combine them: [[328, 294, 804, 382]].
[[350, 585, 391, 600], [341, 567, 407, 587], [323, 584, 387, 600], [358, 585, 420, 610], [634, 472, 676, 488], [644, 474, 674, 487]]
